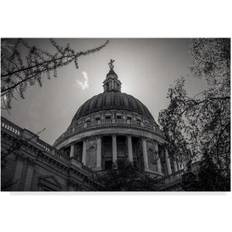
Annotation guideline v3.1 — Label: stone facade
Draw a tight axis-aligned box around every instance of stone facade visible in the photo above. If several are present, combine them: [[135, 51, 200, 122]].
[[1, 117, 101, 191], [1, 115, 190, 191]]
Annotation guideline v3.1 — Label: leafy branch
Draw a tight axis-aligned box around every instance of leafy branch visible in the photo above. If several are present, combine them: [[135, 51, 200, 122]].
[[1, 39, 109, 109], [158, 38, 230, 183]]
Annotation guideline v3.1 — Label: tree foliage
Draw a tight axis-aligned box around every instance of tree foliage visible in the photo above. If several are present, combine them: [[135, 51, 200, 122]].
[[1, 39, 109, 110], [96, 160, 160, 191], [158, 39, 230, 187], [196, 152, 230, 191], [182, 152, 230, 191]]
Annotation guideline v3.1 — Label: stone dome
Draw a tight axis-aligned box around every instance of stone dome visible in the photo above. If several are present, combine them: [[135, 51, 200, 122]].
[[54, 60, 164, 149], [72, 91, 155, 122]]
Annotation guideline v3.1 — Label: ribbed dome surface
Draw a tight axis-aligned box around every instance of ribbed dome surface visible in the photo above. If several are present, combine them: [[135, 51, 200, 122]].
[[72, 92, 155, 122]]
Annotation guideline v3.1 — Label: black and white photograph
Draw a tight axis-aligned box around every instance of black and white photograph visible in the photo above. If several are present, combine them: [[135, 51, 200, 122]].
[[0, 1, 232, 232], [1, 38, 230, 191]]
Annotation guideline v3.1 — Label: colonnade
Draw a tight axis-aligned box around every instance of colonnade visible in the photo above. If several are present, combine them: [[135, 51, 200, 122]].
[[69, 135, 173, 175]]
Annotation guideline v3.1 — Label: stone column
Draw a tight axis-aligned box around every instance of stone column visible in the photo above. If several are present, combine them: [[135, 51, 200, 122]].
[[142, 138, 149, 171], [173, 160, 178, 172], [96, 137, 102, 170], [24, 160, 34, 191], [154, 142, 162, 174], [82, 140, 87, 165], [12, 158, 24, 190], [127, 136, 133, 163], [112, 113, 115, 123], [70, 144, 75, 158], [112, 135, 117, 166], [165, 148, 172, 175]]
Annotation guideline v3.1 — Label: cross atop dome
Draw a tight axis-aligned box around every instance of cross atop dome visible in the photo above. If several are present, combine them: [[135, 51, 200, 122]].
[[103, 59, 121, 92]]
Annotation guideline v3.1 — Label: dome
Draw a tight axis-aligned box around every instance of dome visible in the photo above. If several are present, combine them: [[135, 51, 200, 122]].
[[54, 59, 164, 148], [72, 91, 155, 122]]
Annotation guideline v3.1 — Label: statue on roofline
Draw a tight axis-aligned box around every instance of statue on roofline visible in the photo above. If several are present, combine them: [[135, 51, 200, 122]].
[[108, 59, 115, 70]]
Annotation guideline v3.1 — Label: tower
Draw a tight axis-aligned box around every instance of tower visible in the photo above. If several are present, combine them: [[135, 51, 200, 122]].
[[103, 59, 121, 92]]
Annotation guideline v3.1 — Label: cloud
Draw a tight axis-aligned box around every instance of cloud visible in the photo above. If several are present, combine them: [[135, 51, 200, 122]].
[[75, 71, 89, 90]]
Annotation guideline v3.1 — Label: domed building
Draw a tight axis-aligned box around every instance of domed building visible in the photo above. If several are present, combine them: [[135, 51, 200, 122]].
[[1, 60, 184, 191], [54, 60, 178, 177]]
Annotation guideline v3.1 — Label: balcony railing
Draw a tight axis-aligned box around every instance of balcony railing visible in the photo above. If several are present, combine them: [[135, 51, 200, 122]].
[[1, 118, 21, 136], [55, 118, 164, 146], [1, 117, 54, 154]]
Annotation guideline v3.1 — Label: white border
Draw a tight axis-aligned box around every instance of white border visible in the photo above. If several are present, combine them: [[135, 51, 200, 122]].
[[0, 1, 231, 232]]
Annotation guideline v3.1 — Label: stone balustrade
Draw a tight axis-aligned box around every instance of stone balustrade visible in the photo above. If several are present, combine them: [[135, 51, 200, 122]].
[[1, 118, 21, 136], [1, 117, 53, 154], [55, 117, 164, 146]]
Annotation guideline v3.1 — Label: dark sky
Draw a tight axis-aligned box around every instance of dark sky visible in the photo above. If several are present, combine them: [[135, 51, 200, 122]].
[[2, 39, 208, 145]]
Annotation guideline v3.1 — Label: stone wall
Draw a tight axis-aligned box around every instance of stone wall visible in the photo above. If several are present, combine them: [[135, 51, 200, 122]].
[[1, 121, 100, 191]]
